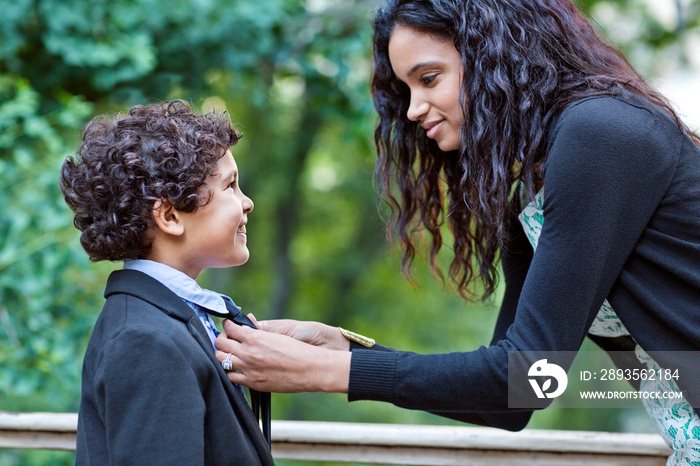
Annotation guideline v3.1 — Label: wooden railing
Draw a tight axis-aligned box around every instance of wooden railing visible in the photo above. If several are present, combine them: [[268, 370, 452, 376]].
[[0, 412, 671, 465]]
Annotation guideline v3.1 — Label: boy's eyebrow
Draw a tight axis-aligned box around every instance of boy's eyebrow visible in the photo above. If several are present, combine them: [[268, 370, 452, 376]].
[[221, 169, 237, 185]]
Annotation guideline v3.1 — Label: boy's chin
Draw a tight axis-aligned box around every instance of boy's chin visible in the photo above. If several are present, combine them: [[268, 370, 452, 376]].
[[207, 250, 250, 269], [229, 252, 250, 266]]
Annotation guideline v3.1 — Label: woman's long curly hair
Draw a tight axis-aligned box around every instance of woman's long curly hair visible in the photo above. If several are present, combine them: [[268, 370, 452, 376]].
[[372, 0, 697, 300], [60, 100, 241, 262]]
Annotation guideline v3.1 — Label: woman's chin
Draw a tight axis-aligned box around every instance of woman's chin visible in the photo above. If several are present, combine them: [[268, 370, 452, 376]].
[[436, 140, 460, 152]]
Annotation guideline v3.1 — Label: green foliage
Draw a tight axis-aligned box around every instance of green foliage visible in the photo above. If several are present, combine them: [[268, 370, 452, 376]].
[[0, 0, 696, 463], [0, 75, 97, 404]]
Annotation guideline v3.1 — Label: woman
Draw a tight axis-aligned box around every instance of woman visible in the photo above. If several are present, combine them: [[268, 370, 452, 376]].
[[216, 0, 700, 463]]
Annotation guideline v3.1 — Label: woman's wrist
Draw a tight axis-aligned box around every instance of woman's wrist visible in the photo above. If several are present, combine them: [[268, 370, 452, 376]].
[[323, 324, 351, 351], [317, 348, 351, 393]]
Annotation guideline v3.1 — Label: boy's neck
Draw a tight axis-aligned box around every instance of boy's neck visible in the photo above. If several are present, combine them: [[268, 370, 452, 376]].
[[145, 242, 202, 280]]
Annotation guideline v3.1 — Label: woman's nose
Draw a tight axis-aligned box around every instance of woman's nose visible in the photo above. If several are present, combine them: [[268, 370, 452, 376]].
[[406, 94, 428, 122]]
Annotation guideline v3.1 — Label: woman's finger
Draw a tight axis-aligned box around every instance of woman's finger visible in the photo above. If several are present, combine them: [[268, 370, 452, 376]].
[[221, 318, 253, 340], [247, 313, 260, 328], [215, 331, 243, 353], [226, 370, 249, 385], [214, 349, 244, 373], [214, 346, 241, 364]]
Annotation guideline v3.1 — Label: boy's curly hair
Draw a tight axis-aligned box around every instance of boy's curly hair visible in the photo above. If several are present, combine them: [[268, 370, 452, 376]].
[[60, 100, 241, 262]]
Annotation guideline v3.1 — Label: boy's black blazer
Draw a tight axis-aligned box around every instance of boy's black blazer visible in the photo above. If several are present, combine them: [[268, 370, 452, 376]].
[[75, 269, 274, 465]]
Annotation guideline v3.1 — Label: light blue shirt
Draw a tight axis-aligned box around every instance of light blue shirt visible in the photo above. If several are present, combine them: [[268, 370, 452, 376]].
[[123, 259, 239, 350]]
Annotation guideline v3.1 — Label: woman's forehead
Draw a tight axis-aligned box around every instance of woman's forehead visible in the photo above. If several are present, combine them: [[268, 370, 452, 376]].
[[388, 25, 459, 79]]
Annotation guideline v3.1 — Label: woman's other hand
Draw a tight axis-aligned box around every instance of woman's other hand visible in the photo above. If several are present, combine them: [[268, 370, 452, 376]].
[[255, 318, 350, 351], [215, 320, 351, 393]]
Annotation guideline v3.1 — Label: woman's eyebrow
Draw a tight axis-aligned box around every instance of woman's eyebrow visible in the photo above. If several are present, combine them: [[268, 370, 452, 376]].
[[407, 60, 441, 77]]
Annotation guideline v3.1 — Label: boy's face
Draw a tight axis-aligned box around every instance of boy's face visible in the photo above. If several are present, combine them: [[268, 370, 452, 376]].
[[178, 150, 254, 277]]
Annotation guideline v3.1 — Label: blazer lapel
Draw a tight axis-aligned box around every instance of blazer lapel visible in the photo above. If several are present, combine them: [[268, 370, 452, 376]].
[[184, 311, 274, 463], [104, 270, 273, 462]]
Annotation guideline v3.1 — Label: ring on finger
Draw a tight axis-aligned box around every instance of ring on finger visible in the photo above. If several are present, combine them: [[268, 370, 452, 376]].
[[222, 353, 234, 371]]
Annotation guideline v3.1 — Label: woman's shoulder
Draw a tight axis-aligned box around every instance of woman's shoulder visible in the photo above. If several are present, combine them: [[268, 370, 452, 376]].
[[542, 93, 687, 198], [547, 93, 686, 164], [562, 93, 654, 114], [552, 94, 676, 140]]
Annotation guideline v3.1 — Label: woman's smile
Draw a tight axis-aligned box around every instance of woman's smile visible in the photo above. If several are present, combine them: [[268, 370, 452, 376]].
[[423, 119, 444, 139]]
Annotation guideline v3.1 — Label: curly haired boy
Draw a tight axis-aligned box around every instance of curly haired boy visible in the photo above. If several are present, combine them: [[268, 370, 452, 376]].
[[61, 101, 273, 465]]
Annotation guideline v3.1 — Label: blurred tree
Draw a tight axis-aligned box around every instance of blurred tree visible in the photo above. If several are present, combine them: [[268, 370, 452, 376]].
[[0, 76, 95, 406]]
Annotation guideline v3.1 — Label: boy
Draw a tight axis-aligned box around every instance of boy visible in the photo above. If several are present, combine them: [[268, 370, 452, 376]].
[[60, 101, 274, 465]]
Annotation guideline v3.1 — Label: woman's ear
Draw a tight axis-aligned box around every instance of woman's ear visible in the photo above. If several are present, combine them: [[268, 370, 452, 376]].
[[152, 199, 185, 236]]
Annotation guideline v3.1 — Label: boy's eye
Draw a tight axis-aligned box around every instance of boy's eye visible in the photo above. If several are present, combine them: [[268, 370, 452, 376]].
[[228, 181, 237, 190]]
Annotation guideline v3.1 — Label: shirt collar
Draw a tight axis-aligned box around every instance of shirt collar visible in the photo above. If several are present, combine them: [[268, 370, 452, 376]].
[[123, 259, 236, 317]]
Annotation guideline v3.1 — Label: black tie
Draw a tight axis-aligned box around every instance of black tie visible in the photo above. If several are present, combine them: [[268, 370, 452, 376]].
[[208, 300, 272, 447]]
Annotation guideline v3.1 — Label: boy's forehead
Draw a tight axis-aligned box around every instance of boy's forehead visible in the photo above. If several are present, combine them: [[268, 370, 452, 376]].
[[216, 149, 238, 177]]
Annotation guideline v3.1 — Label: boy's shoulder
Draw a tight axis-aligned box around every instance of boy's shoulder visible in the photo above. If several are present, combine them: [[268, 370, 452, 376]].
[[104, 269, 188, 315], [83, 270, 208, 374], [90, 269, 196, 343]]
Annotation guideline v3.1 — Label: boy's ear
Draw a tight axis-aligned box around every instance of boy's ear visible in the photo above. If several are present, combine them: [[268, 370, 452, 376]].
[[152, 199, 185, 236]]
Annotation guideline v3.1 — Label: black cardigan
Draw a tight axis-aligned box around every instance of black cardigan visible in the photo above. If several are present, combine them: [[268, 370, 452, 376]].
[[348, 95, 700, 430]]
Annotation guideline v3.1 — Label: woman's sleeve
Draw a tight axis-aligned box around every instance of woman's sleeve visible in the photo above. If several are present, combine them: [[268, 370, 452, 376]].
[[350, 210, 535, 430], [491, 199, 534, 346], [95, 329, 207, 465], [347, 97, 678, 425]]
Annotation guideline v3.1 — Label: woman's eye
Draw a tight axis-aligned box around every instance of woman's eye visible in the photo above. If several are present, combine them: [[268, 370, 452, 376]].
[[228, 181, 237, 189], [420, 75, 437, 85]]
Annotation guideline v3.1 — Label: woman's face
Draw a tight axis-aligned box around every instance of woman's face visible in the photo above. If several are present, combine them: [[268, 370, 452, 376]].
[[388, 25, 464, 152]]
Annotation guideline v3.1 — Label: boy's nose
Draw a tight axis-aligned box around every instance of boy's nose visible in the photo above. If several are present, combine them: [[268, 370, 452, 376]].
[[242, 195, 254, 213]]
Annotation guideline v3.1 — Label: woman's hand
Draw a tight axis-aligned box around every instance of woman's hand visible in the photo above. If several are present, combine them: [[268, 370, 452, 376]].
[[215, 319, 351, 393], [256, 319, 350, 351]]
